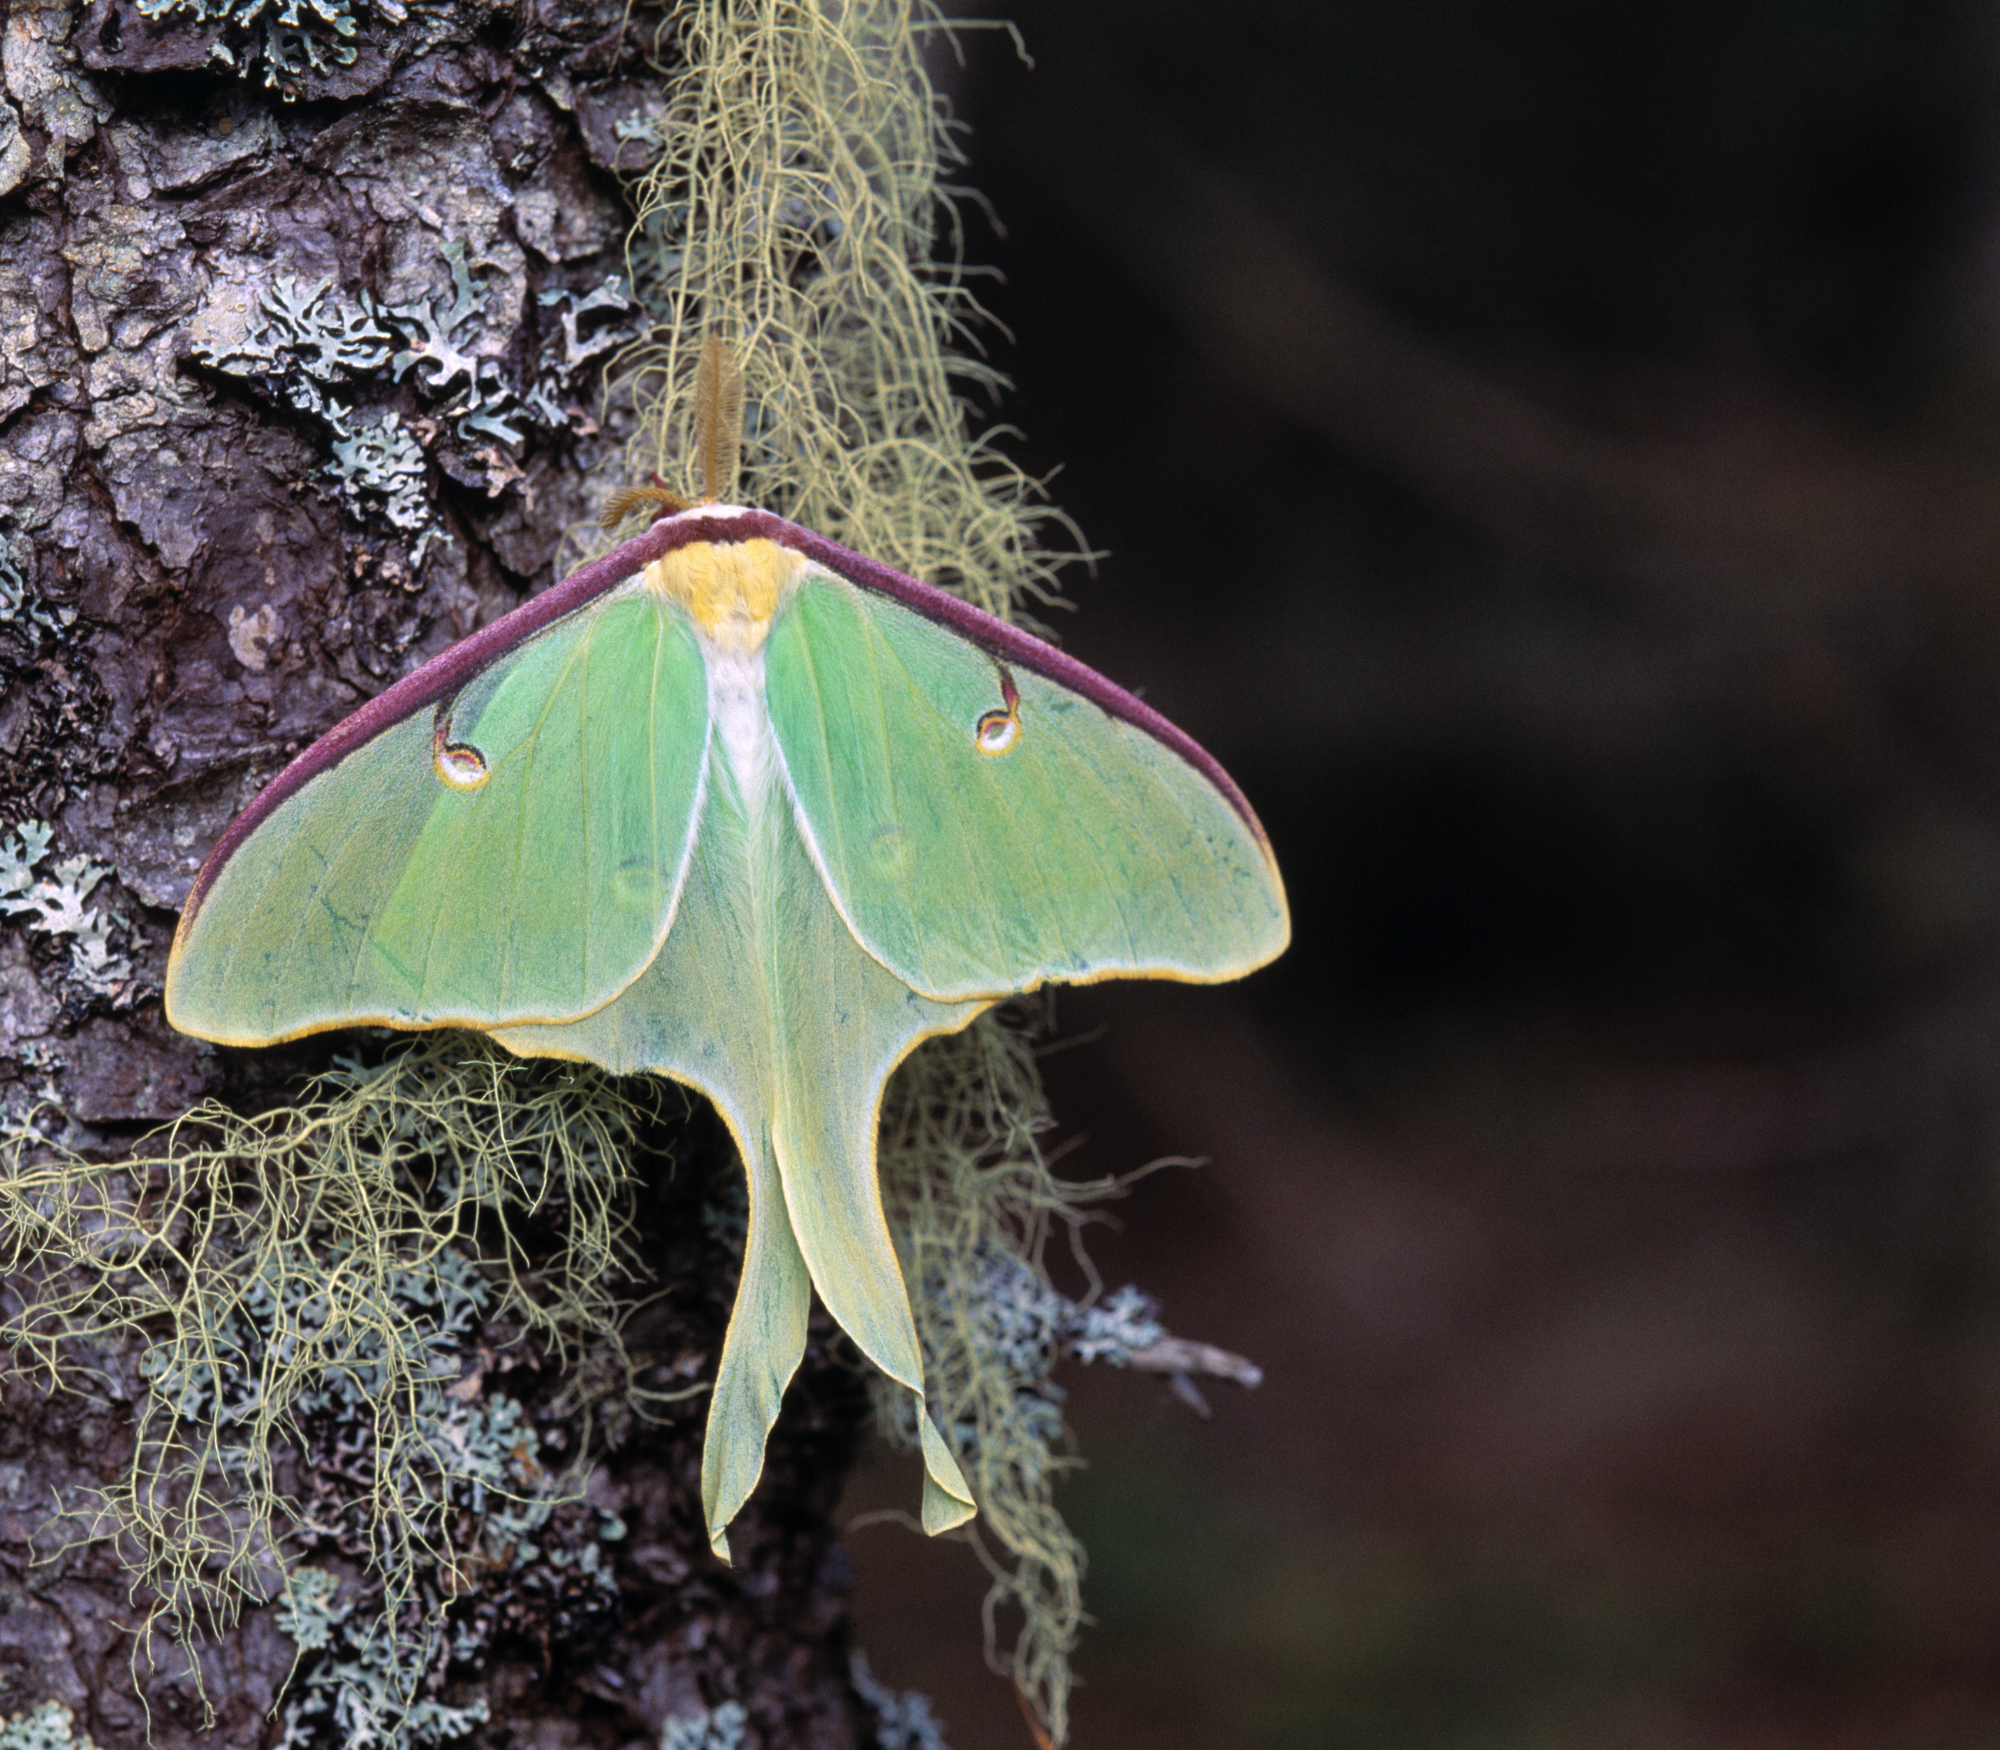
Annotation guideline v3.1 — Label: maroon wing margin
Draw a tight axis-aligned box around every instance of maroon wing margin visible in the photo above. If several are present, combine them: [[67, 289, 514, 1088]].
[[183, 503, 1273, 933], [663, 509, 1275, 853], [178, 518, 692, 926]]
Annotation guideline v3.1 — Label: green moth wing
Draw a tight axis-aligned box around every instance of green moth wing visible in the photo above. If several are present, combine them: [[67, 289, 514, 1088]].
[[166, 581, 709, 1042], [766, 568, 1287, 1000], [494, 735, 982, 1554]]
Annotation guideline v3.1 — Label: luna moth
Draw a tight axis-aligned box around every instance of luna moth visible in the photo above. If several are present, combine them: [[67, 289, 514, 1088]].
[[164, 343, 1290, 1560]]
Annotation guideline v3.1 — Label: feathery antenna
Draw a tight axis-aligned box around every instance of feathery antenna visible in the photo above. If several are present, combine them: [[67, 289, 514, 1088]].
[[599, 334, 744, 531], [599, 477, 688, 531], [694, 332, 744, 504]]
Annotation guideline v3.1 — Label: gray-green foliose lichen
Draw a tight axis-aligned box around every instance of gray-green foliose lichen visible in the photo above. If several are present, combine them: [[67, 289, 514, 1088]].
[[249, 1279, 624, 1747], [274, 1567, 491, 1750], [272, 1569, 511, 1750], [131, 0, 406, 98], [0, 819, 139, 1001], [0, 537, 74, 645], [908, 1251, 1165, 1462], [193, 241, 636, 569], [0, 1701, 99, 1750], [850, 1652, 950, 1750], [660, 1702, 746, 1750]]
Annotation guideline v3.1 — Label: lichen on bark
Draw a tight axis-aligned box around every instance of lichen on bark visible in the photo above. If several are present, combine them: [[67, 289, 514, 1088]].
[[1, 2, 890, 1743], [0, 3, 1261, 1746]]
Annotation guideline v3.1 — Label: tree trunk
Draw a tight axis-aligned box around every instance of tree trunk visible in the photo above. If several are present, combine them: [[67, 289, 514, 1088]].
[[0, 2, 886, 1742]]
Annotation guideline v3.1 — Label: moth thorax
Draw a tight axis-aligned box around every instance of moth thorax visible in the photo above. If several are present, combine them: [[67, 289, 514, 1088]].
[[646, 538, 803, 653], [707, 643, 774, 811]]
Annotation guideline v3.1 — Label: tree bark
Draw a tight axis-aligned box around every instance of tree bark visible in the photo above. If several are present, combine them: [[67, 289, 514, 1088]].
[[0, 3, 883, 1742]]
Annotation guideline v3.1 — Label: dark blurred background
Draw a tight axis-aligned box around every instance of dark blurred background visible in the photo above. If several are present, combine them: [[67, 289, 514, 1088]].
[[844, 4, 2000, 1745]]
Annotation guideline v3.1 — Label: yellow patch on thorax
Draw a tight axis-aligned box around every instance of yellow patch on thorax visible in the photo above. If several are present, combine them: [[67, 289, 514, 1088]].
[[645, 537, 803, 653]]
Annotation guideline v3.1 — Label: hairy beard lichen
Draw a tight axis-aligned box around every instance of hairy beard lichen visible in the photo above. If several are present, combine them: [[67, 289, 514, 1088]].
[[874, 1014, 1101, 1745], [608, 3, 1108, 1740], [0, 1036, 656, 1732], [606, 0, 1082, 620]]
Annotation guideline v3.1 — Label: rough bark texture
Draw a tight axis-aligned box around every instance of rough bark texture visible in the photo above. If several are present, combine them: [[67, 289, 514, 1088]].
[[0, 3, 882, 1743]]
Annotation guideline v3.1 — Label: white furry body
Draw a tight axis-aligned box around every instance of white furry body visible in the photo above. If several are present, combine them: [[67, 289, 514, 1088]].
[[704, 639, 776, 819]]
